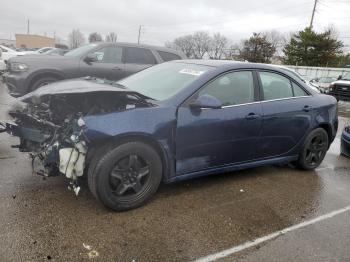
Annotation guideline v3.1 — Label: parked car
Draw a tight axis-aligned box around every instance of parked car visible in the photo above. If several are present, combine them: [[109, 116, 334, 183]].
[[3, 42, 186, 97], [2, 60, 338, 211], [0, 45, 34, 63], [328, 73, 350, 100], [309, 77, 337, 93]]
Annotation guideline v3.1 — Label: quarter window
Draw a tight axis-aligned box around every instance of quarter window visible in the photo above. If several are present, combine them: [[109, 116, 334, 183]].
[[123, 47, 156, 64], [259, 72, 293, 100], [157, 51, 181, 62], [292, 82, 308, 97], [198, 71, 255, 106], [92, 46, 122, 63]]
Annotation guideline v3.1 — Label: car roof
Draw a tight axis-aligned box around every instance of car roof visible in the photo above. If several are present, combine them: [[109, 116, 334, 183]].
[[172, 60, 295, 72], [91, 41, 185, 56]]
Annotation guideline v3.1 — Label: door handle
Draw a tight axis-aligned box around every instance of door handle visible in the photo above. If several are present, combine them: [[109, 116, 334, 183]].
[[302, 105, 313, 112], [112, 66, 122, 71], [245, 113, 260, 120]]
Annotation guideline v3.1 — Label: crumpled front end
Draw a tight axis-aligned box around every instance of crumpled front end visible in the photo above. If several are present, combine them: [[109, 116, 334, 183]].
[[3, 81, 152, 195]]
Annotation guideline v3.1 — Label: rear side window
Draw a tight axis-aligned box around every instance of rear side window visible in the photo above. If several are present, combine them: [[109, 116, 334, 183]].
[[259, 72, 293, 100], [123, 47, 156, 64], [157, 51, 181, 62]]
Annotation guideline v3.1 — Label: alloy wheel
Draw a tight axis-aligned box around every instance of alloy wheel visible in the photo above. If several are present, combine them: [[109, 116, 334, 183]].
[[109, 154, 150, 196]]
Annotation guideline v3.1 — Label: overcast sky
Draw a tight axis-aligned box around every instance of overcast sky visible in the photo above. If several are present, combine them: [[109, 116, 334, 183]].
[[1, 0, 350, 51]]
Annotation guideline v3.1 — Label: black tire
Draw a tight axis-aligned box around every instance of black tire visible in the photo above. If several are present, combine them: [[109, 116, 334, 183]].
[[88, 141, 162, 211], [298, 128, 329, 170], [30, 76, 59, 91]]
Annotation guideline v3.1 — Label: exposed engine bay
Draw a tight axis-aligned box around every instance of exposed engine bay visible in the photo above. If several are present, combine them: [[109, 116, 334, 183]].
[[4, 78, 152, 195]]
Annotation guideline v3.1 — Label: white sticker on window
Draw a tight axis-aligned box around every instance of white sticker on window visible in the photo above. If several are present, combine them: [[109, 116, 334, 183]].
[[179, 68, 204, 76]]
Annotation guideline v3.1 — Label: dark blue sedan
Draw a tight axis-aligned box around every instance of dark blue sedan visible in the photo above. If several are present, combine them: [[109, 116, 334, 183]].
[[4, 60, 338, 211]]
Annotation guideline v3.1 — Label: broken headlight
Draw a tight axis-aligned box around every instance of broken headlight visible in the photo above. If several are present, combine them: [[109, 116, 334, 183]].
[[10, 62, 28, 72]]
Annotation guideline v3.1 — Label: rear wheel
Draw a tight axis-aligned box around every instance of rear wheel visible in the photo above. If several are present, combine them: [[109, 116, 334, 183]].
[[298, 128, 329, 170], [88, 141, 162, 211]]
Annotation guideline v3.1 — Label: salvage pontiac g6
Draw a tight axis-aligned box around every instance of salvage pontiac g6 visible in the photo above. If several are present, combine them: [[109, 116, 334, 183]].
[[1, 60, 338, 211]]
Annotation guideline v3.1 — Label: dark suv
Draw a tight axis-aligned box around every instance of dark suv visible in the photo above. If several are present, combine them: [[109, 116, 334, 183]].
[[328, 72, 350, 101], [3, 42, 186, 97]]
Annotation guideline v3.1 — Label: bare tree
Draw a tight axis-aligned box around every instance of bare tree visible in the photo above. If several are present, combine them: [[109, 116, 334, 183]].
[[165, 35, 195, 58], [88, 32, 102, 43], [262, 30, 286, 56], [106, 32, 118, 42], [68, 29, 85, 49], [192, 31, 211, 58], [208, 33, 228, 59]]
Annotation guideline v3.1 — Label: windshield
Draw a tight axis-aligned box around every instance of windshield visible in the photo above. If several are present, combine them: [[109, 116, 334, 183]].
[[64, 44, 98, 57], [118, 62, 212, 101], [343, 73, 350, 81]]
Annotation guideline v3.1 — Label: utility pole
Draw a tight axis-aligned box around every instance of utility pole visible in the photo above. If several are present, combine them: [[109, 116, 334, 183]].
[[309, 0, 318, 29], [27, 19, 30, 34], [137, 25, 143, 44]]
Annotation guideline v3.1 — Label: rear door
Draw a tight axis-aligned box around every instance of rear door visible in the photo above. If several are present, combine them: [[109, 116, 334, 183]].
[[256, 70, 313, 159], [122, 46, 157, 77], [80, 45, 125, 80]]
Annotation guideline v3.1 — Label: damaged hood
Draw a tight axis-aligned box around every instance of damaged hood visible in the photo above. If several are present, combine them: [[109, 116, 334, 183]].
[[20, 78, 150, 102]]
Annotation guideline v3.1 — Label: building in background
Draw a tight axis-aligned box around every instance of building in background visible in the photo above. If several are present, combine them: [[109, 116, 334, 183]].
[[15, 34, 55, 49]]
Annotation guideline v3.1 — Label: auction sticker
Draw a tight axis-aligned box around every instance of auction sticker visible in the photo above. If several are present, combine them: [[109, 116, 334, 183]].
[[179, 68, 205, 76]]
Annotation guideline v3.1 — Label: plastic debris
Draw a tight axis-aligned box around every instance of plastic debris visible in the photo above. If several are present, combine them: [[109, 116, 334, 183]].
[[83, 243, 92, 250]]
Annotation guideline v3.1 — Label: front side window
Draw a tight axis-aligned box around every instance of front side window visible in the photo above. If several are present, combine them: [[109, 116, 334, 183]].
[[91, 46, 122, 63], [259, 72, 293, 100], [123, 47, 156, 64], [198, 71, 255, 106], [64, 43, 98, 57]]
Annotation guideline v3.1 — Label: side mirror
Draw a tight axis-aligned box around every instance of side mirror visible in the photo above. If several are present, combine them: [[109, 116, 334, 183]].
[[189, 94, 222, 109], [84, 53, 98, 63], [338, 75, 342, 80]]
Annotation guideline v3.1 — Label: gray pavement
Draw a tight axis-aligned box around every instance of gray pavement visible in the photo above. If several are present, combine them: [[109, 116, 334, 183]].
[[1, 80, 350, 262]]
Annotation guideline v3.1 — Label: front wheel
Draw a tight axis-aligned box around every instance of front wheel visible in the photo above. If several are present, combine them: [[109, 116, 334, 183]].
[[30, 76, 59, 91], [298, 128, 329, 170], [88, 141, 163, 211]]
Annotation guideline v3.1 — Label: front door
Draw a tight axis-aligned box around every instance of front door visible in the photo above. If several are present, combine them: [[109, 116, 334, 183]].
[[256, 70, 313, 159], [175, 70, 262, 174], [80, 45, 125, 80]]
